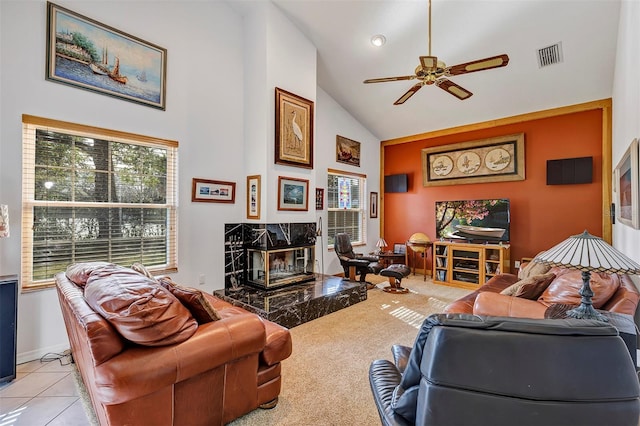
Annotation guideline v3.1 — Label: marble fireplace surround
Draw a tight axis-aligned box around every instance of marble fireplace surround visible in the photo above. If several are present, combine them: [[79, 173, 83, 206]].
[[217, 222, 368, 328]]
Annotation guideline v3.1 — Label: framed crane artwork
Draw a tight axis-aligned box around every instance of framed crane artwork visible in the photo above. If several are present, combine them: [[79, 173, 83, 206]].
[[275, 87, 314, 169]]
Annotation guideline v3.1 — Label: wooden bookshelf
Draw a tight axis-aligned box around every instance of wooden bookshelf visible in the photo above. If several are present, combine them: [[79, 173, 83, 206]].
[[432, 241, 510, 289]]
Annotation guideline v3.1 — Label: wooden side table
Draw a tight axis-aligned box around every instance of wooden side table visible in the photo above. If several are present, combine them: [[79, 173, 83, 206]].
[[377, 252, 406, 268], [405, 241, 432, 281]]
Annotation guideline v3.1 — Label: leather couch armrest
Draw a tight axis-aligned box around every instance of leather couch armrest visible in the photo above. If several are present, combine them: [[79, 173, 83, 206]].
[[94, 313, 266, 405], [601, 276, 640, 316], [473, 292, 547, 319]]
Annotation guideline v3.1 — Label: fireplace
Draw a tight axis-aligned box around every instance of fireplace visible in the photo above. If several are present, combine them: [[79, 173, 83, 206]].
[[220, 222, 368, 328], [247, 245, 315, 288], [224, 222, 317, 290]]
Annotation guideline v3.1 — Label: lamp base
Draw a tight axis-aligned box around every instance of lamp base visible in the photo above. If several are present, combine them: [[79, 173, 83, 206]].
[[566, 303, 609, 322]]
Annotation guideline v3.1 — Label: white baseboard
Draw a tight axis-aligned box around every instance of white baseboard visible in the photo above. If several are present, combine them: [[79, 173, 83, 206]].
[[17, 343, 70, 365]]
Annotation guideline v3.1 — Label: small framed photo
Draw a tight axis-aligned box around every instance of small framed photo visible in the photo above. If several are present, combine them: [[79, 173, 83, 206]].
[[315, 188, 324, 210], [370, 192, 378, 218], [336, 135, 361, 167], [246, 175, 261, 219], [192, 178, 235, 203], [278, 176, 309, 211]]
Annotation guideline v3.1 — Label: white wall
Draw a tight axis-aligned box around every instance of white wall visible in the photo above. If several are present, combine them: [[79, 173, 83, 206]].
[[315, 87, 381, 275], [612, 0, 640, 263], [0, 0, 380, 362]]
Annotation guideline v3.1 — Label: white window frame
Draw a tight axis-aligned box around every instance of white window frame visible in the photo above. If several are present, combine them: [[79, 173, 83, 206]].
[[327, 168, 367, 247], [21, 115, 178, 291]]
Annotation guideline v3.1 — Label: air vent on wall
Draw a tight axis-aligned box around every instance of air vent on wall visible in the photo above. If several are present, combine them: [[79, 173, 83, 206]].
[[537, 42, 563, 68]]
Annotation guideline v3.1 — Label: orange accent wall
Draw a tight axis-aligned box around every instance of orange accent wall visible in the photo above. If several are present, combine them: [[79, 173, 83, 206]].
[[382, 109, 604, 270]]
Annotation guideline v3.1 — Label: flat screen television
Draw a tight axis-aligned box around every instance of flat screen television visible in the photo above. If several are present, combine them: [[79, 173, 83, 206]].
[[384, 174, 408, 193], [435, 198, 510, 243]]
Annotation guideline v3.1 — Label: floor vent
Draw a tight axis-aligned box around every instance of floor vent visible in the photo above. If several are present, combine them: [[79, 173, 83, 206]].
[[537, 42, 563, 68]]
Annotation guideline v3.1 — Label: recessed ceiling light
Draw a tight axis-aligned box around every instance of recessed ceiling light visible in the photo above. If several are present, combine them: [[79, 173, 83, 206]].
[[371, 34, 386, 47]]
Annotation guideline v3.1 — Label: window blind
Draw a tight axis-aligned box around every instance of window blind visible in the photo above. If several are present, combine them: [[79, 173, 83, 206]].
[[21, 115, 178, 291], [327, 169, 366, 246]]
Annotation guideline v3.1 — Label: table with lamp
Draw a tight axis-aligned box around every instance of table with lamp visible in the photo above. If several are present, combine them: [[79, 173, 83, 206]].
[[375, 238, 406, 268]]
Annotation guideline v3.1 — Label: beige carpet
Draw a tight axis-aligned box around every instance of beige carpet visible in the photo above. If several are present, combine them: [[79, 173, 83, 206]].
[[229, 275, 471, 425]]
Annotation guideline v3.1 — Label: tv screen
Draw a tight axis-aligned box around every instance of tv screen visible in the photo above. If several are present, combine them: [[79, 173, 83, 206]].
[[384, 174, 408, 193], [435, 198, 510, 243]]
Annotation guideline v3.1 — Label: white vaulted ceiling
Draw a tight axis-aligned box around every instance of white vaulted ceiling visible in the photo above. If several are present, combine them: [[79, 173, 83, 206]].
[[266, 0, 620, 141]]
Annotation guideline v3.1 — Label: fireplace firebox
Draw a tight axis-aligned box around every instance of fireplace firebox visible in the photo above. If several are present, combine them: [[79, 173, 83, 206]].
[[247, 245, 315, 289], [224, 222, 317, 290]]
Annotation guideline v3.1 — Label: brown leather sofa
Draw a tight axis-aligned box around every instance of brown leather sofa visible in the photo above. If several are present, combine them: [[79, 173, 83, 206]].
[[444, 266, 640, 319], [55, 262, 292, 426]]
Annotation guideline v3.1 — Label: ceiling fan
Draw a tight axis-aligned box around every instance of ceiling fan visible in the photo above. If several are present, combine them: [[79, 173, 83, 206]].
[[363, 0, 509, 105]]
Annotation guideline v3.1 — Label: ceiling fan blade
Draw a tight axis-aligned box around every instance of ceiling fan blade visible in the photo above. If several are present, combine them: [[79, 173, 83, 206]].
[[447, 54, 509, 76], [419, 56, 438, 72], [363, 76, 415, 84], [394, 83, 423, 105], [435, 79, 473, 100]]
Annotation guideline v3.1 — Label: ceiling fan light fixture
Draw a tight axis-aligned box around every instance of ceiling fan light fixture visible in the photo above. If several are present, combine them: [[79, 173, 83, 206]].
[[371, 34, 386, 47]]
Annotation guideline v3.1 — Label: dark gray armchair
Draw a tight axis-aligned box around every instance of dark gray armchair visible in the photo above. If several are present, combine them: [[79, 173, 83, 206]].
[[334, 233, 382, 285], [370, 313, 640, 426]]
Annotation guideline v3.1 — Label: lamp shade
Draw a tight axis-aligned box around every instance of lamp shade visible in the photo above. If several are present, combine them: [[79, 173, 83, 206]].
[[376, 238, 388, 249], [0, 205, 9, 238], [534, 230, 640, 274]]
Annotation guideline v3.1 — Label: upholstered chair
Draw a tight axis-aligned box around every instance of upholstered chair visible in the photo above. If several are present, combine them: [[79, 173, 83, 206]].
[[334, 233, 382, 284], [370, 313, 640, 426]]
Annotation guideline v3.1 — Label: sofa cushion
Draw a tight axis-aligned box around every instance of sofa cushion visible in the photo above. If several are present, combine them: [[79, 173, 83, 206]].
[[158, 277, 221, 323], [443, 273, 519, 314], [537, 268, 621, 309], [66, 261, 115, 286], [130, 262, 158, 281], [84, 264, 198, 346], [500, 272, 556, 300], [518, 254, 551, 280]]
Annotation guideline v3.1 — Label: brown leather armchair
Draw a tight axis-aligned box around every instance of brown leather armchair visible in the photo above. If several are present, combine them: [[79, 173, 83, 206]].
[[334, 233, 382, 284]]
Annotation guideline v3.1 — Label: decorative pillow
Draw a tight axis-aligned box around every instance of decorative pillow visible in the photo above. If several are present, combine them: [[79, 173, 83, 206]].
[[84, 264, 197, 346], [158, 277, 221, 323], [500, 272, 556, 299], [513, 273, 557, 299], [66, 262, 115, 286], [518, 253, 551, 280], [131, 262, 157, 281], [537, 269, 621, 309]]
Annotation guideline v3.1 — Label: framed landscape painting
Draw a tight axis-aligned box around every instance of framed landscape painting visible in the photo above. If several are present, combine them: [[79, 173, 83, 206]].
[[278, 176, 309, 211], [615, 138, 639, 229], [46, 2, 167, 109]]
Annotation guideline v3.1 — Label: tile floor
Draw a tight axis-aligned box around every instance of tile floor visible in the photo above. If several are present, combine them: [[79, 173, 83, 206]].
[[0, 354, 91, 425]]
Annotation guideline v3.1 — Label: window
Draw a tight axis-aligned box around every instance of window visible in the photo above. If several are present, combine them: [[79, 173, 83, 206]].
[[21, 115, 178, 291], [327, 169, 366, 247]]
